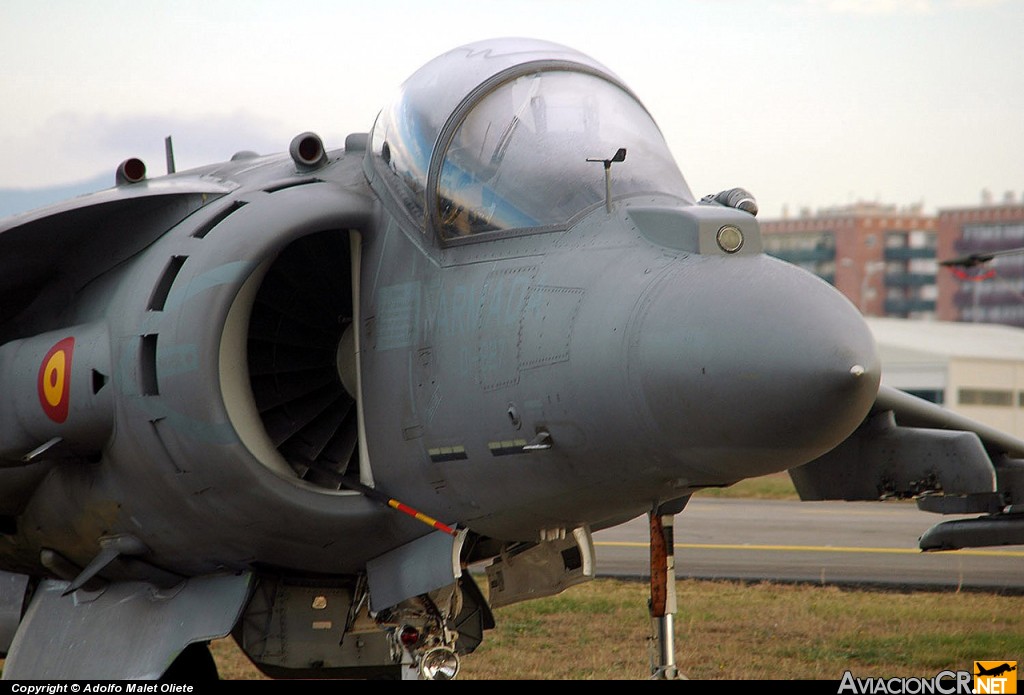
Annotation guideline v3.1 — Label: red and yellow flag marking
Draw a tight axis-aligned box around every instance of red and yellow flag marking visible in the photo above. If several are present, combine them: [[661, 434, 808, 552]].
[[37, 337, 75, 424], [387, 498, 456, 536]]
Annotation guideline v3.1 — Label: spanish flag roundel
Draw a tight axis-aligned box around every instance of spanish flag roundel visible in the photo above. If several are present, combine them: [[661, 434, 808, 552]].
[[38, 337, 75, 424]]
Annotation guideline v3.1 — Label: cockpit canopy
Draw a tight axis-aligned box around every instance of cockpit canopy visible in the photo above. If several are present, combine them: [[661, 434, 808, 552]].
[[368, 38, 693, 241]]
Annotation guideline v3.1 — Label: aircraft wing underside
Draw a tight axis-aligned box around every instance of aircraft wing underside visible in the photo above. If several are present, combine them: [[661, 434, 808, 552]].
[[0, 180, 233, 328], [789, 384, 1024, 550]]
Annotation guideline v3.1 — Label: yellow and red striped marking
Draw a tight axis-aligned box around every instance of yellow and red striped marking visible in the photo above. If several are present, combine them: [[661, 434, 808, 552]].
[[38, 337, 75, 424], [387, 498, 456, 536]]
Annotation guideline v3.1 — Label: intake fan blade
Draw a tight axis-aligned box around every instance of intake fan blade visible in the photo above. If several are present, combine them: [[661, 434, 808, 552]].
[[246, 230, 359, 485]]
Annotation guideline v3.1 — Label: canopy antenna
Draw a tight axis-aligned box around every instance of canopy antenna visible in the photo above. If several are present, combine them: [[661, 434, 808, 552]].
[[164, 136, 176, 175]]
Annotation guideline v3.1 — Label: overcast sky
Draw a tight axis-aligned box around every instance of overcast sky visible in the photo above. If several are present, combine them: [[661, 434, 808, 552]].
[[1, 0, 1021, 218]]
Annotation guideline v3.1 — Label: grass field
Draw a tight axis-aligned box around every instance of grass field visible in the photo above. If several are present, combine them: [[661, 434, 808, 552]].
[[208, 474, 1020, 680], [692, 471, 800, 500], [15, 473, 1020, 681], [209, 577, 1023, 680]]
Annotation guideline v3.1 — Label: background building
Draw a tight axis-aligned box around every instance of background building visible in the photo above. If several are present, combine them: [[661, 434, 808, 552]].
[[761, 200, 1024, 434], [936, 196, 1024, 327], [868, 317, 1024, 437], [761, 202, 938, 319]]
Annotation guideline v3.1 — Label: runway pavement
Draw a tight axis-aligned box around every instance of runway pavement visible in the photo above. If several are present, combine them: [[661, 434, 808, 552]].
[[591, 498, 1024, 591]]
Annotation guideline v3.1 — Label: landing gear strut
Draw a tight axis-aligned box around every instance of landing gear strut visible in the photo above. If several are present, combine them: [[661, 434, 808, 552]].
[[648, 496, 689, 680]]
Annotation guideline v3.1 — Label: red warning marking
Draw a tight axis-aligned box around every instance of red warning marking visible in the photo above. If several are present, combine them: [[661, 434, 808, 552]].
[[950, 267, 997, 281], [38, 337, 75, 424]]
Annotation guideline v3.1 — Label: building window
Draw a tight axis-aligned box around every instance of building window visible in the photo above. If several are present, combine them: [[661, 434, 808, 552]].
[[904, 389, 944, 405], [908, 230, 936, 248], [958, 388, 1013, 407], [886, 232, 908, 248], [908, 258, 938, 274]]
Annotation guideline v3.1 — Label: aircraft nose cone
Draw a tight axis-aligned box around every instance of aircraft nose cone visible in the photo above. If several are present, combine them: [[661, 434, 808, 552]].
[[630, 256, 879, 478]]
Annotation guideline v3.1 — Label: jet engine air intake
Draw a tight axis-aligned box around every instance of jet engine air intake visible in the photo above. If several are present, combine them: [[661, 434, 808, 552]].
[[244, 230, 360, 489]]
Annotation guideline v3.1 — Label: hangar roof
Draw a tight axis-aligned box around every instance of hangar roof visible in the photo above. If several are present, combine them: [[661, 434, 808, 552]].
[[866, 317, 1024, 364]]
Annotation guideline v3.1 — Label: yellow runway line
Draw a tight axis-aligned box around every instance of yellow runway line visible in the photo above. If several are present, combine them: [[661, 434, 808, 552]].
[[593, 541, 1024, 558]]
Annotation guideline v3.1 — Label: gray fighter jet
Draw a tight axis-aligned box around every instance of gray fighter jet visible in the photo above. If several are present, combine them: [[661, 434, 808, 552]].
[[0, 38, 1020, 680]]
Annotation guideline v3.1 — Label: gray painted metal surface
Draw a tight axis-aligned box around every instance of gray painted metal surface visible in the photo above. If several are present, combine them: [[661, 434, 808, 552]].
[[0, 37, 1016, 679], [3, 573, 251, 679], [0, 571, 28, 654], [367, 529, 464, 611]]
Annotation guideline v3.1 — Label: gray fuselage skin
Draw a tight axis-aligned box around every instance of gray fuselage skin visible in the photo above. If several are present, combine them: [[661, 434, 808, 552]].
[[0, 141, 879, 581]]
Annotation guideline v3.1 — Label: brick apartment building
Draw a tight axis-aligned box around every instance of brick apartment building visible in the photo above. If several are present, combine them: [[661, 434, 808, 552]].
[[760, 196, 1024, 327], [760, 202, 938, 319], [936, 198, 1024, 327]]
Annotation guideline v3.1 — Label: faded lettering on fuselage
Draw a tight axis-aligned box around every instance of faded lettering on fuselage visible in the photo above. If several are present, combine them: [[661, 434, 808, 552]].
[[377, 281, 422, 351], [157, 343, 199, 378], [435, 284, 476, 338], [478, 267, 535, 389]]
